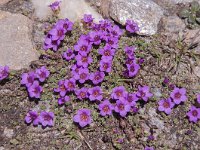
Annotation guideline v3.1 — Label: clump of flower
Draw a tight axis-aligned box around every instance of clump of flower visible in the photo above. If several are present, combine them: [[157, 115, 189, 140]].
[[98, 100, 114, 116], [125, 20, 139, 33], [114, 100, 131, 117], [25, 110, 40, 126], [136, 85, 153, 102], [111, 86, 127, 100], [21, 67, 50, 99], [88, 86, 103, 101], [187, 105, 200, 123], [170, 87, 187, 104], [43, 19, 73, 51], [158, 98, 175, 115], [49, 1, 61, 12], [0, 65, 9, 81], [39, 111, 54, 127], [73, 109, 92, 127]]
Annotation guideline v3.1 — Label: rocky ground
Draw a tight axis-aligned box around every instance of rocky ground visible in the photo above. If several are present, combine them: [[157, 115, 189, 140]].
[[0, 0, 200, 150]]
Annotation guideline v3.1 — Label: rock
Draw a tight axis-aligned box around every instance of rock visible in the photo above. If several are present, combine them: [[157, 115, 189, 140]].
[[161, 16, 186, 33], [59, 0, 103, 22], [166, 0, 199, 4], [0, 0, 10, 5], [109, 0, 164, 35], [31, 0, 103, 22], [3, 127, 14, 138], [0, 11, 39, 70]]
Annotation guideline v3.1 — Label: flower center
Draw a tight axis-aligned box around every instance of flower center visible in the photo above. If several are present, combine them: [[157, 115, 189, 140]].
[[192, 110, 198, 117], [175, 92, 181, 99], [116, 90, 122, 97], [103, 105, 109, 112], [94, 35, 100, 41], [67, 52, 73, 57], [81, 56, 88, 63], [33, 86, 40, 94], [140, 91, 145, 97], [93, 90, 99, 97], [60, 84, 66, 91], [80, 73, 87, 79], [108, 40, 114, 45], [130, 65, 135, 72], [104, 50, 111, 56], [27, 76, 34, 83], [43, 114, 52, 121], [118, 104, 124, 111], [40, 72, 46, 78], [103, 63, 109, 70], [63, 23, 68, 30], [80, 113, 88, 121], [127, 95, 133, 103], [80, 92, 86, 98], [81, 45, 87, 51], [68, 82, 74, 89], [94, 74, 100, 81], [58, 29, 64, 37], [163, 101, 170, 108]]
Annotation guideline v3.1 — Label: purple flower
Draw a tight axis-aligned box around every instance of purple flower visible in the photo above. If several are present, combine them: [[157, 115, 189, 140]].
[[75, 87, 88, 100], [71, 64, 81, 80], [108, 25, 123, 38], [43, 35, 61, 51], [21, 71, 36, 87], [163, 77, 170, 85], [63, 49, 75, 60], [64, 78, 76, 91], [25, 111, 40, 126], [58, 95, 70, 105], [36, 66, 50, 82], [126, 58, 135, 66], [98, 100, 114, 116], [170, 87, 187, 104], [61, 18, 73, 32], [28, 81, 43, 98], [124, 46, 136, 59], [75, 54, 93, 68], [197, 94, 200, 104], [73, 108, 92, 127], [54, 80, 67, 97], [126, 20, 139, 33], [111, 86, 127, 100], [74, 39, 92, 56], [89, 31, 102, 45], [158, 98, 175, 115], [127, 62, 140, 77], [114, 100, 131, 117], [98, 45, 115, 57], [88, 86, 103, 101], [138, 58, 145, 64], [0, 65, 9, 81], [89, 71, 105, 85], [77, 68, 89, 83], [125, 93, 138, 106], [39, 111, 54, 127], [187, 105, 200, 123], [49, 1, 61, 11], [49, 23, 66, 41], [144, 146, 154, 150], [136, 85, 153, 102], [105, 37, 118, 49], [82, 14, 94, 23], [100, 57, 112, 73]]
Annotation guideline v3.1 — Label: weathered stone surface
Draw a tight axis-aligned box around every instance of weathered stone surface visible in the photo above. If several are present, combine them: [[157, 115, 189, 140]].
[[3, 127, 14, 138], [166, 0, 199, 4], [109, 0, 164, 35], [161, 16, 186, 33], [0, 0, 10, 5], [0, 11, 39, 70]]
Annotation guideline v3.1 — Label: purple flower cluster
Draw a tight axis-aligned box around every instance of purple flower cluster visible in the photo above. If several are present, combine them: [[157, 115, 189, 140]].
[[0, 65, 9, 81], [25, 110, 54, 127], [158, 87, 187, 115], [21, 66, 50, 99], [125, 20, 139, 34], [187, 105, 200, 123], [43, 19, 73, 51], [124, 46, 140, 77]]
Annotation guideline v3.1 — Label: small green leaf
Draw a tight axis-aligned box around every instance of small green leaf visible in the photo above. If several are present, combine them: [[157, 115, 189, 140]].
[[196, 17, 200, 24], [178, 8, 190, 18], [188, 14, 196, 24], [191, 1, 200, 12]]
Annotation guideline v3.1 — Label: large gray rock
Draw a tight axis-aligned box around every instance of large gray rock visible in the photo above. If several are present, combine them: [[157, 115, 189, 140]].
[[109, 0, 164, 35], [166, 0, 199, 4], [0, 11, 39, 70]]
